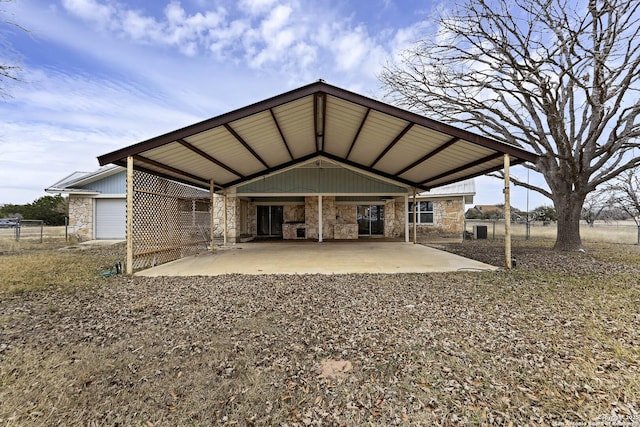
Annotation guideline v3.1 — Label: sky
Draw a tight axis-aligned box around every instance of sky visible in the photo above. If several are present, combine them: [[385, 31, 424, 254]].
[[0, 0, 551, 210]]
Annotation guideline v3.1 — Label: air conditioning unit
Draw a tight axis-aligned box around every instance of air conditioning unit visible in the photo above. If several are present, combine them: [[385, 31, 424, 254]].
[[473, 225, 488, 239]]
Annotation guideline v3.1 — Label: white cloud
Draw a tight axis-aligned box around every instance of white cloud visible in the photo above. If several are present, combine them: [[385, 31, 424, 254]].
[[238, 0, 281, 16], [0, 0, 446, 204], [61, 0, 116, 29]]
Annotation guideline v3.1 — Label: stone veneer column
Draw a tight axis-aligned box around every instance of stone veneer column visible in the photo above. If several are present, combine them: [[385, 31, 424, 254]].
[[68, 195, 93, 241]]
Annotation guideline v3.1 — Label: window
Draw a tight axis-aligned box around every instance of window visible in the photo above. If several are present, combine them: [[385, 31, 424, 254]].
[[409, 201, 433, 224]]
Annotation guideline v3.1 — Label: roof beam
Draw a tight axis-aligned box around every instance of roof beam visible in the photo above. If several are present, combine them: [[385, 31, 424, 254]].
[[314, 93, 326, 152], [113, 160, 218, 191], [176, 139, 243, 178], [346, 108, 370, 160], [370, 123, 414, 168], [132, 155, 210, 186], [420, 152, 503, 185], [224, 123, 270, 168], [395, 136, 461, 176], [429, 158, 527, 189], [270, 108, 294, 161]]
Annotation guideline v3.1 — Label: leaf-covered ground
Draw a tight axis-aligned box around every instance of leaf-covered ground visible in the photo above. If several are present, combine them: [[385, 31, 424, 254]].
[[1, 241, 639, 426]]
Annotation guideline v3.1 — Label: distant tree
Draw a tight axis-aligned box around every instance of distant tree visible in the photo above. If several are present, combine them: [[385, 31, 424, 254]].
[[532, 205, 557, 223], [0, 195, 67, 225], [581, 191, 613, 227], [607, 168, 640, 226], [380, 0, 640, 251], [29, 195, 67, 225]]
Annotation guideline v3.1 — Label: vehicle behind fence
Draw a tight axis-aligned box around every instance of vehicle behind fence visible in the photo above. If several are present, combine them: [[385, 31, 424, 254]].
[[464, 219, 640, 245]]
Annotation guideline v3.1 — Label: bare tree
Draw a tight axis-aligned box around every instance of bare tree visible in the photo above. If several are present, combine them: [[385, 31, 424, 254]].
[[581, 191, 613, 227], [607, 167, 640, 225], [1, 0, 23, 99], [380, 0, 640, 250]]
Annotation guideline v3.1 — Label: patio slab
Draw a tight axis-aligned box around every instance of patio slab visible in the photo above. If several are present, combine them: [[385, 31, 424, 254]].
[[135, 241, 498, 276]]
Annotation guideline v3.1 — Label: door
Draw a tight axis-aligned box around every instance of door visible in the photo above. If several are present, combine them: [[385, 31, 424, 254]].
[[257, 205, 283, 237], [357, 205, 385, 236], [95, 198, 126, 239]]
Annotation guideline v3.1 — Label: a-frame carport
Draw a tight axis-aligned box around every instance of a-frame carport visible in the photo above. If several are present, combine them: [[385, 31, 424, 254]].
[[98, 80, 538, 274]]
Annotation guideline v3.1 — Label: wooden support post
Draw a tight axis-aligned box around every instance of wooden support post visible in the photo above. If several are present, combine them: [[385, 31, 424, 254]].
[[412, 188, 417, 244], [210, 180, 215, 252], [504, 154, 512, 269], [126, 156, 134, 274], [223, 189, 228, 245]]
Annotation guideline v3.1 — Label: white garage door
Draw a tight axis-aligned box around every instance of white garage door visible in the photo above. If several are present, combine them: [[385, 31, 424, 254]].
[[95, 198, 126, 239]]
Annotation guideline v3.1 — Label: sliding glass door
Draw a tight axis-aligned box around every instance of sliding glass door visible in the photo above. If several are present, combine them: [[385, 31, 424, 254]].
[[357, 205, 385, 236], [257, 205, 283, 237]]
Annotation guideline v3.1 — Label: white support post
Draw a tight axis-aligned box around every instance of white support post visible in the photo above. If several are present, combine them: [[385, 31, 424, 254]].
[[504, 154, 512, 269], [126, 156, 134, 274], [318, 195, 323, 242], [210, 180, 215, 252], [405, 193, 409, 243], [412, 188, 417, 244], [223, 189, 228, 246]]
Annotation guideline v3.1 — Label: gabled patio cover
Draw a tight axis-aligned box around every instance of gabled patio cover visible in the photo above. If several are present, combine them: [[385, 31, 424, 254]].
[[97, 81, 538, 192]]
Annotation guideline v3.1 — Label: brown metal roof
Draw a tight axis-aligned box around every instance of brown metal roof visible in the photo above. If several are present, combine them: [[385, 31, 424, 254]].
[[97, 80, 538, 192]]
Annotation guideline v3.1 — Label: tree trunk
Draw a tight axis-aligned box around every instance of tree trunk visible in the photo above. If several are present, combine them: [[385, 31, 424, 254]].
[[553, 195, 584, 251]]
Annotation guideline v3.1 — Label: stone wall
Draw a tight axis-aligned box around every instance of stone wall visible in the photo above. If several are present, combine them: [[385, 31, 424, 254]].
[[335, 204, 357, 239], [415, 197, 465, 237], [68, 195, 93, 241], [393, 197, 407, 239], [284, 204, 305, 223], [212, 194, 239, 242]]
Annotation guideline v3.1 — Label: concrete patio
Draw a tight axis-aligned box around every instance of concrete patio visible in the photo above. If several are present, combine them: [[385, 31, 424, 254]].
[[135, 241, 498, 276]]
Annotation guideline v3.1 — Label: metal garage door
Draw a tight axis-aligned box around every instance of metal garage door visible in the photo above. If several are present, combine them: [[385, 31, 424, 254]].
[[95, 198, 126, 239]]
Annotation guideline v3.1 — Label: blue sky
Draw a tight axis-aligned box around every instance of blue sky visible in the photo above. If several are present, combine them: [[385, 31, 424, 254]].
[[0, 0, 550, 209]]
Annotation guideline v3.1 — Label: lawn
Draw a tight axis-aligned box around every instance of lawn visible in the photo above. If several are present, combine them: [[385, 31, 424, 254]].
[[0, 238, 638, 426]]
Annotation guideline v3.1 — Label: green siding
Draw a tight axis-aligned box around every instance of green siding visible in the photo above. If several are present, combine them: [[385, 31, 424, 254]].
[[238, 167, 407, 194]]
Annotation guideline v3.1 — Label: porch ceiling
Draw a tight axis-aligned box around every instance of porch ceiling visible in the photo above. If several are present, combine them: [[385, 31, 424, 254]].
[[97, 81, 538, 192]]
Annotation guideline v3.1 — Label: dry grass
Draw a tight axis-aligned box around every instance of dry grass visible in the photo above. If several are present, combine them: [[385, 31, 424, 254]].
[[0, 239, 639, 426], [0, 238, 125, 295], [466, 220, 639, 244]]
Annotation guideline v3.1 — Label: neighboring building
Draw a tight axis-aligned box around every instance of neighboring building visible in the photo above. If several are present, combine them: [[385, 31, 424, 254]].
[[46, 165, 126, 240], [47, 163, 474, 242], [466, 204, 505, 219]]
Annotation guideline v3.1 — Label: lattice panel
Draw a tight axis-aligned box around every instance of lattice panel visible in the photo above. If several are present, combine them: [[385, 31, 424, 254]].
[[131, 171, 211, 269]]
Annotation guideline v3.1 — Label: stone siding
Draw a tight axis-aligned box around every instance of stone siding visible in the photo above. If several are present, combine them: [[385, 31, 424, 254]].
[[68, 195, 93, 241], [414, 197, 465, 237]]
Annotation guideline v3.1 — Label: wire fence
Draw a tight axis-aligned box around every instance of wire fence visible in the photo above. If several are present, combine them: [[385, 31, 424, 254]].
[[0, 220, 46, 242], [464, 219, 640, 245]]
